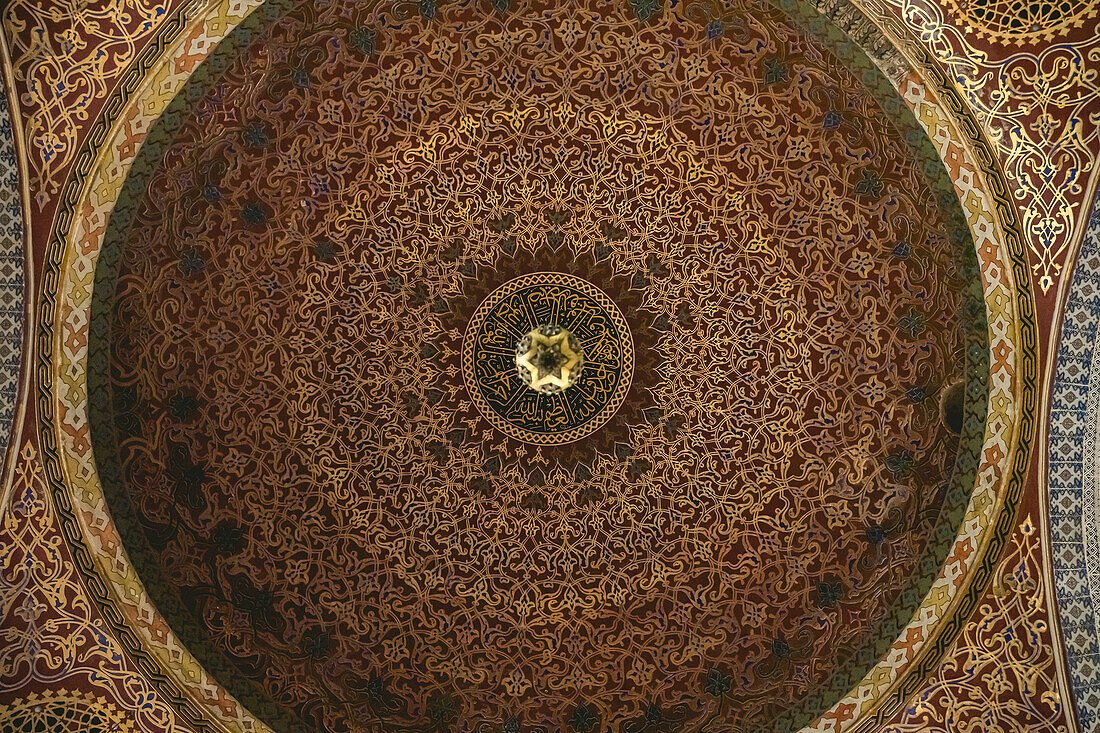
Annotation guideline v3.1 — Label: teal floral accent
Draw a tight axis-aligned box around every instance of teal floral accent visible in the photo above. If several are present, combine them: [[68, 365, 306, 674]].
[[763, 58, 789, 85], [897, 307, 925, 337], [570, 705, 598, 733], [242, 119, 269, 148], [884, 450, 915, 478], [241, 201, 267, 226], [178, 249, 204, 277], [168, 392, 199, 421], [290, 65, 309, 88], [348, 26, 376, 55], [704, 669, 731, 696], [816, 581, 842, 607], [631, 0, 661, 22], [855, 170, 884, 197]]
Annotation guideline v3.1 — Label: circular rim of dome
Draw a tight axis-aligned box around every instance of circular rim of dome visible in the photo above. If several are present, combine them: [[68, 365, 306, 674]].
[[35, 1, 1036, 732]]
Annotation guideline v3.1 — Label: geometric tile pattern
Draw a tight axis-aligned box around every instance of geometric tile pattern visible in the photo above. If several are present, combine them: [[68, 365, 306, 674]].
[[0, 689, 136, 733], [0, 85, 24, 469], [1049, 187, 1100, 731]]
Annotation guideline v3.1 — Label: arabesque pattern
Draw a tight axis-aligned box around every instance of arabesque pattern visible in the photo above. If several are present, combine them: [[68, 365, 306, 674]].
[[0, 443, 193, 733], [88, 1, 985, 731]]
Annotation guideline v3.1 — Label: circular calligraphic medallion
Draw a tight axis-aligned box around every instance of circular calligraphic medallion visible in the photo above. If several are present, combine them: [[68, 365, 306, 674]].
[[463, 273, 633, 444]]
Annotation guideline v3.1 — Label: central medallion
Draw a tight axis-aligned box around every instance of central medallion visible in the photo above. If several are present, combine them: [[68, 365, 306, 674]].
[[515, 325, 585, 393], [463, 272, 633, 445]]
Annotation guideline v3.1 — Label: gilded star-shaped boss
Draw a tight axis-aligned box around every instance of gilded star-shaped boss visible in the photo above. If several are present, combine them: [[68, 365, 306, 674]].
[[515, 325, 585, 393]]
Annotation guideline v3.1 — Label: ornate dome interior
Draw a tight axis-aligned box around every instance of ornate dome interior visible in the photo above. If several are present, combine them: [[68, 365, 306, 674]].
[[89, 1, 984, 729], [0, 0, 1097, 732]]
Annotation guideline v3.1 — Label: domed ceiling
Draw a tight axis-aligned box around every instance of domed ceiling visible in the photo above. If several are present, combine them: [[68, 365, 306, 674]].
[[79, 0, 990, 731]]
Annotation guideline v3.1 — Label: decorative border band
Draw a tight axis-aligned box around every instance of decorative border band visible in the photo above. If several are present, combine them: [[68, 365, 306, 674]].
[[1048, 188, 1100, 731]]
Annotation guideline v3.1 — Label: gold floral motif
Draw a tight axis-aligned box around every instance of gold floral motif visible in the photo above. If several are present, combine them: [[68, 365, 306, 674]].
[[882, 517, 1069, 732], [857, 0, 1100, 293], [2, 0, 175, 206], [0, 443, 187, 732], [515, 325, 585, 393]]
